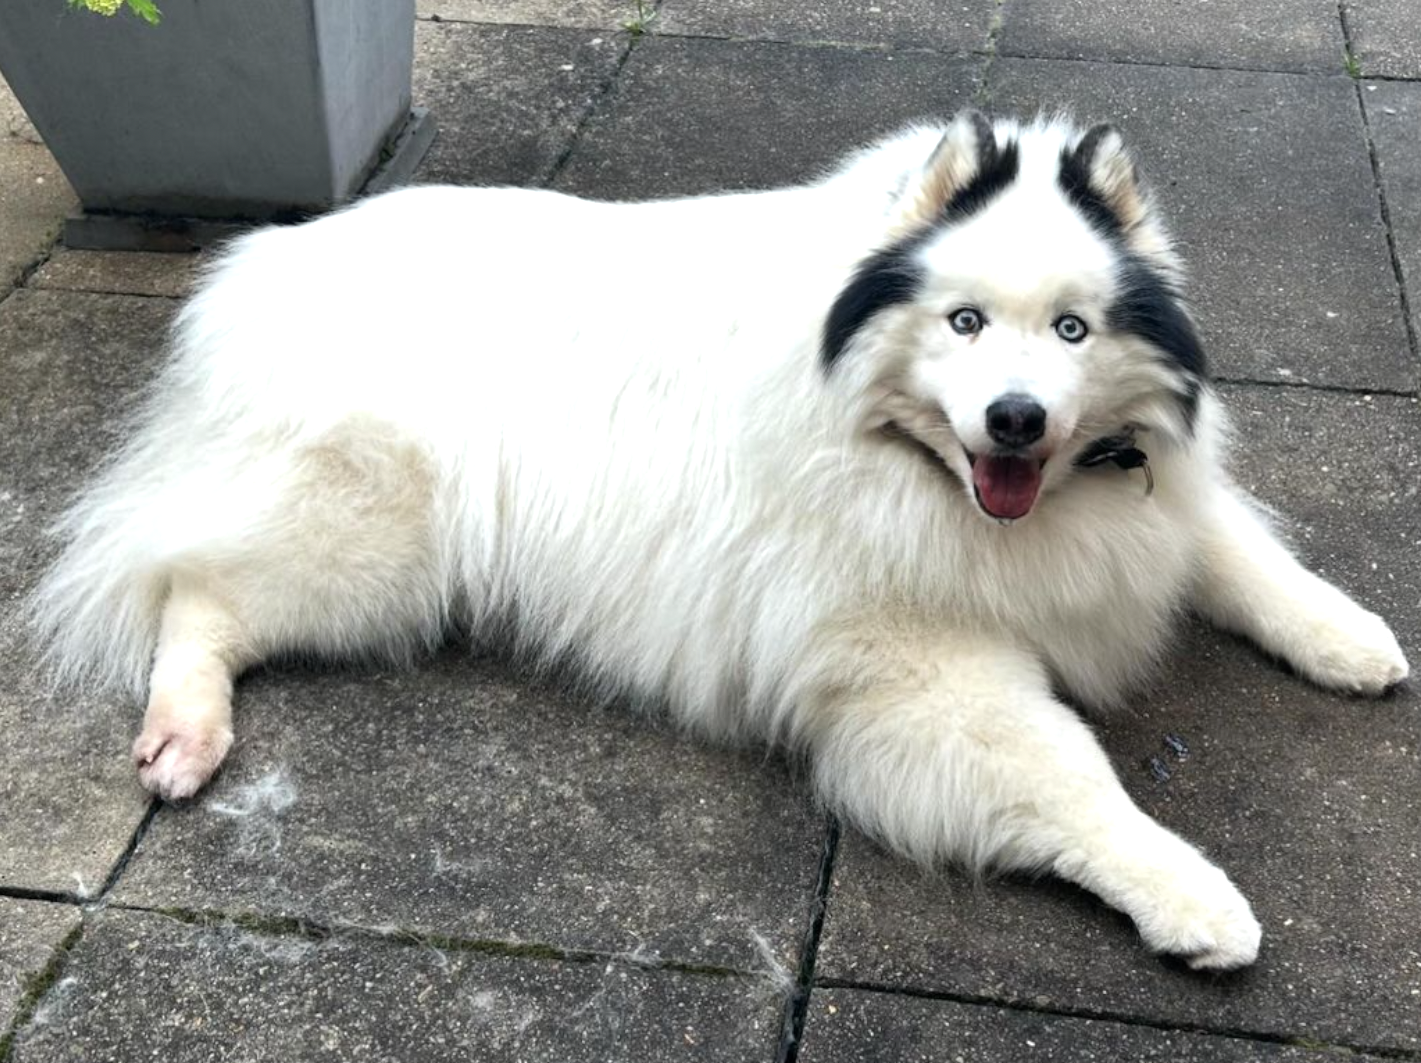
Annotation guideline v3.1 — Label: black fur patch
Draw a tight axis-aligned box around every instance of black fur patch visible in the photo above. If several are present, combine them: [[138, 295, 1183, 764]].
[[822, 133, 1021, 369], [1107, 257, 1206, 428], [1056, 129, 1124, 239], [821, 236, 929, 369], [941, 136, 1021, 226]]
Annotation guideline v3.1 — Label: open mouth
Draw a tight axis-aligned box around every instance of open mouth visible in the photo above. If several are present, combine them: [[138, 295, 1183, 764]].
[[967, 450, 1045, 521]]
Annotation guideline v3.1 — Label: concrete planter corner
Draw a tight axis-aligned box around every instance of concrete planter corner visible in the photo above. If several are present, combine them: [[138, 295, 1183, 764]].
[[0, 0, 433, 249]]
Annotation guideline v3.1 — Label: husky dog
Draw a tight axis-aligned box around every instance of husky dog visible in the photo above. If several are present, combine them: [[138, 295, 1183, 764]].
[[31, 112, 1408, 970]]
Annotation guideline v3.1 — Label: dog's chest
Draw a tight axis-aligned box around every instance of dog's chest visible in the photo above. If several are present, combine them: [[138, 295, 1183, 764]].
[[971, 487, 1196, 705]]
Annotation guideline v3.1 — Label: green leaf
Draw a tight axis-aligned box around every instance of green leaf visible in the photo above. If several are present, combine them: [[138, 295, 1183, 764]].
[[126, 0, 162, 24]]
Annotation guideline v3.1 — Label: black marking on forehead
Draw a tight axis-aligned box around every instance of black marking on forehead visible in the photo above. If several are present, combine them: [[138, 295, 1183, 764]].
[[822, 130, 1022, 370], [1108, 256, 1206, 429]]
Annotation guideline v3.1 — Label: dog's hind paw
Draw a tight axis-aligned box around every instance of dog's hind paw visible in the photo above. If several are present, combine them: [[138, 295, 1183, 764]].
[[1291, 605, 1409, 697], [133, 720, 233, 801]]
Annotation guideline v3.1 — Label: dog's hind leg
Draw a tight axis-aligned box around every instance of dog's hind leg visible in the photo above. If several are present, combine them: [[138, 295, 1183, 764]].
[[133, 575, 254, 800], [796, 619, 1261, 969], [130, 418, 448, 800], [1193, 485, 1409, 695]]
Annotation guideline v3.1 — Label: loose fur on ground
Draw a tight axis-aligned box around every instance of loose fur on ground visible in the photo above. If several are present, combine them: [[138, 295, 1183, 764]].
[[30, 112, 1409, 970]]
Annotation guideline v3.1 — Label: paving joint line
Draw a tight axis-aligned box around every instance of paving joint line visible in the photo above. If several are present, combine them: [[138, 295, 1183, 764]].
[[0, 799, 159, 909], [0, 236, 62, 312], [610, 26, 981, 61], [104, 901, 773, 983], [537, 12, 647, 188], [0, 885, 87, 907], [23, 286, 183, 302], [992, 47, 1351, 81], [93, 798, 161, 903], [416, 14, 620, 33], [1213, 375, 1418, 399], [775, 814, 840, 1063], [972, 0, 1007, 107], [812, 976, 1421, 1060], [1338, 2, 1421, 378], [1356, 72, 1421, 84], [408, 15, 1412, 88], [0, 921, 84, 1063]]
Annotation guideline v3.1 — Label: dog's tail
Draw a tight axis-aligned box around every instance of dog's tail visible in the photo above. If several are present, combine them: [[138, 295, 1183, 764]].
[[26, 425, 183, 701]]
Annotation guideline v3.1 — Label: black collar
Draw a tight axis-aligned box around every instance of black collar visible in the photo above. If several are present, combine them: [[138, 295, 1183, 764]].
[[1074, 428, 1154, 494]]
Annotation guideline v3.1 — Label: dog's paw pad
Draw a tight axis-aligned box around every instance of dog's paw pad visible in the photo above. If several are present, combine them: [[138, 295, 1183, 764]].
[[132, 723, 233, 801]]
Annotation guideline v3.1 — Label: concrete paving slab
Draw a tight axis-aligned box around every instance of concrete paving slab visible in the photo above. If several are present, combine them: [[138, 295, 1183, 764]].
[[28, 250, 199, 300], [655, 0, 997, 53], [112, 655, 824, 973], [1365, 80, 1421, 381], [1346, 0, 1421, 78], [0, 143, 77, 294], [417, 0, 635, 30], [0, 900, 80, 1036], [797, 988, 1394, 1061], [8, 908, 786, 1062], [988, 58, 1412, 393], [816, 385, 1421, 1052], [997, 0, 1346, 74], [555, 36, 979, 199], [0, 290, 172, 895], [412, 21, 625, 187]]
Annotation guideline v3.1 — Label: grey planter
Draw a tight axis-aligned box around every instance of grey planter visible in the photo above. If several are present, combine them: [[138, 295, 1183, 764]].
[[0, 0, 432, 246]]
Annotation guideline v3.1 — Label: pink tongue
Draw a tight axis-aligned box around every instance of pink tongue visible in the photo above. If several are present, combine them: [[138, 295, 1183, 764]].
[[972, 455, 1043, 520]]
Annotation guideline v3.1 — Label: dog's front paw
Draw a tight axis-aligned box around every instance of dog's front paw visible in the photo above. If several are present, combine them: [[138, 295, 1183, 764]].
[[1290, 604, 1409, 697], [1131, 862, 1262, 971], [132, 720, 233, 801]]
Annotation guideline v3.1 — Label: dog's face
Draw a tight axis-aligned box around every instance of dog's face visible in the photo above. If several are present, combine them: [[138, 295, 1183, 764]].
[[824, 113, 1205, 523]]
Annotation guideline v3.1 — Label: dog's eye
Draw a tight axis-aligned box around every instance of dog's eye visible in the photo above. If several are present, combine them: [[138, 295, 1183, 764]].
[[1055, 314, 1089, 343], [949, 308, 984, 335]]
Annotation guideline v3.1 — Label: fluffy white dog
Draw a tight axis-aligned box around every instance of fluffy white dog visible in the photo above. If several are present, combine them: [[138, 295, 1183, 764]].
[[31, 112, 1408, 970]]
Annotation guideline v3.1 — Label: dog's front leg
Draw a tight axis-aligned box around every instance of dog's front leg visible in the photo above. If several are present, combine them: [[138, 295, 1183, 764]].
[[797, 621, 1261, 969], [1192, 485, 1409, 695]]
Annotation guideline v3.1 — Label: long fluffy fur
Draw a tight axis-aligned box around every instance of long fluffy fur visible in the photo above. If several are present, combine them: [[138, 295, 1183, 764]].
[[30, 115, 1410, 968], [32, 118, 1195, 715]]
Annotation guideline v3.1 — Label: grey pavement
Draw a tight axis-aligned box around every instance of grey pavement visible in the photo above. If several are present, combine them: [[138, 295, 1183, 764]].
[[1, 3, 1419, 1062]]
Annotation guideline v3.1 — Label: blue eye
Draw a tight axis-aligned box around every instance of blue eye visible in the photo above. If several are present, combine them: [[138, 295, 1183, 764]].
[[949, 307, 984, 335], [1055, 314, 1088, 343]]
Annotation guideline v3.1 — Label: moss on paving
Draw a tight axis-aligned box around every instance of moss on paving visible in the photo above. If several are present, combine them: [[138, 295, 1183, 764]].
[[0, 921, 84, 1063]]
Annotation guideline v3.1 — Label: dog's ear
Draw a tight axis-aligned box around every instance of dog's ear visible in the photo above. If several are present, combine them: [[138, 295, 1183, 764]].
[[891, 110, 1000, 233], [1065, 123, 1148, 233]]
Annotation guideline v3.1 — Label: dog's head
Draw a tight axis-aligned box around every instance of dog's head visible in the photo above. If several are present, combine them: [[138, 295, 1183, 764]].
[[823, 112, 1204, 523]]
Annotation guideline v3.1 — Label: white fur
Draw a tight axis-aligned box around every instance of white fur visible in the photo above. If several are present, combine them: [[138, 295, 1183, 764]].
[[30, 117, 1409, 968]]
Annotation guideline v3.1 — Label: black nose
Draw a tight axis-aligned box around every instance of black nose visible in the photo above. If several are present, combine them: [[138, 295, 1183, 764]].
[[985, 394, 1047, 449]]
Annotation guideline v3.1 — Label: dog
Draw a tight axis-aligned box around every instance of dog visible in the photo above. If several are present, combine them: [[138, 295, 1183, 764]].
[[30, 112, 1409, 970]]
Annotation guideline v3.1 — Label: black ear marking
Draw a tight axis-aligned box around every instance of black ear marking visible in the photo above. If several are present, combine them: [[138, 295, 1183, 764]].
[[904, 109, 1002, 233], [1059, 131, 1124, 238], [1074, 123, 1122, 172], [1058, 122, 1145, 239], [941, 134, 1020, 224], [965, 110, 997, 162]]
